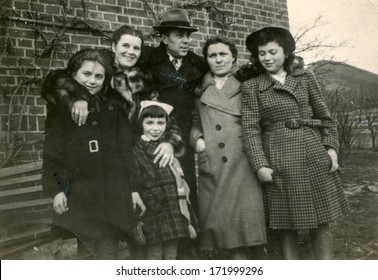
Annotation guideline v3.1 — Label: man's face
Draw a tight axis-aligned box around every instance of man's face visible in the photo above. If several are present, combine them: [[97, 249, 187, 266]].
[[162, 29, 192, 59]]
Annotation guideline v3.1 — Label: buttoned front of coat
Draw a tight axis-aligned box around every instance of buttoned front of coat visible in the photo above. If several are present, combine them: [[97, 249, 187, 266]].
[[190, 75, 266, 250]]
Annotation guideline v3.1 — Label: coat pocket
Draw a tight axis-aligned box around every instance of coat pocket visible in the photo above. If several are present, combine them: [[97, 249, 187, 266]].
[[197, 150, 212, 175]]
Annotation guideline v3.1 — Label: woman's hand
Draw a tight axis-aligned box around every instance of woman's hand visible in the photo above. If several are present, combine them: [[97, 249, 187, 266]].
[[195, 138, 206, 153], [71, 100, 89, 126], [153, 143, 174, 167], [53, 192, 68, 215], [132, 192, 146, 217], [327, 148, 339, 173], [257, 167, 274, 184]]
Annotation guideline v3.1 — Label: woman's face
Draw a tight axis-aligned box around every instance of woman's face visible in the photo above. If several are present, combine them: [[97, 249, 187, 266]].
[[142, 117, 167, 141], [73, 60, 105, 95], [112, 34, 142, 71], [207, 43, 235, 77], [258, 41, 286, 75]]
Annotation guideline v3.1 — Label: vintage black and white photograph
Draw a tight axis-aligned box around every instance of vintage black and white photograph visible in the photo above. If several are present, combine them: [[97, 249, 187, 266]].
[[0, 0, 377, 261]]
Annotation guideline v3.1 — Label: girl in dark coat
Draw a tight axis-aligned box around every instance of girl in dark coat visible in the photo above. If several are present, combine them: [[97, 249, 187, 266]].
[[240, 27, 349, 259], [132, 101, 197, 260], [42, 49, 146, 259]]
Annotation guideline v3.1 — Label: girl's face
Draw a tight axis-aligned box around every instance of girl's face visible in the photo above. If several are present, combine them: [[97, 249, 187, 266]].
[[142, 117, 167, 141], [207, 43, 235, 78], [73, 60, 105, 95], [112, 34, 142, 71], [258, 41, 286, 75]]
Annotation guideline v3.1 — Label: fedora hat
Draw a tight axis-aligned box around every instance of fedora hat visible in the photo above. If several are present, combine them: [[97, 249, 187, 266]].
[[153, 8, 198, 32], [246, 27, 295, 53]]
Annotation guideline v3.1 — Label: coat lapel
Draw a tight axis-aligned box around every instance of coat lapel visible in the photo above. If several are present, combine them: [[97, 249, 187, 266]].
[[257, 71, 306, 102], [200, 76, 241, 116]]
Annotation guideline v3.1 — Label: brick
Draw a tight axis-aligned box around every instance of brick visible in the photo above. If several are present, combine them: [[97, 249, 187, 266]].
[[105, 0, 117, 4], [14, 1, 29, 10], [28, 116, 37, 131], [130, 1, 143, 9], [51, 61, 65, 68], [36, 98, 47, 106], [36, 58, 52, 68], [124, 8, 147, 17], [30, 3, 45, 13], [70, 1, 97, 10], [71, 35, 99, 45], [97, 4, 122, 14], [104, 13, 117, 22], [90, 11, 104, 20], [100, 37, 112, 46], [14, 152, 40, 162], [117, 15, 130, 24], [25, 132, 44, 142], [24, 97, 35, 106], [0, 76, 16, 85], [18, 38, 33, 48], [1, 57, 18, 66], [45, 4, 61, 15], [37, 116, 46, 131], [130, 17, 142, 25], [0, 105, 9, 115], [29, 106, 45, 115]]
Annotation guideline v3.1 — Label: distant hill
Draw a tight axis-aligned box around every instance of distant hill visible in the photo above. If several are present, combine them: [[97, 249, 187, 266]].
[[308, 61, 378, 108]]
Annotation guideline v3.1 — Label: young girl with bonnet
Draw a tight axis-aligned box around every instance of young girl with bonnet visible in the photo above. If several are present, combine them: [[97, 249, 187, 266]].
[[132, 100, 197, 260]]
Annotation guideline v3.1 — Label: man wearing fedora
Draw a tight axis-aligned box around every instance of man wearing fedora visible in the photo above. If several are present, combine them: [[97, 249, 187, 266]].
[[142, 8, 207, 259]]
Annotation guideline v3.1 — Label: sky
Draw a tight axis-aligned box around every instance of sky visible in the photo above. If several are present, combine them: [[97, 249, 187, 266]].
[[287, 0, 378, 74]]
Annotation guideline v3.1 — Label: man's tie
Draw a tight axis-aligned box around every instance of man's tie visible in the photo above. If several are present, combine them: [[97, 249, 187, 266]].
[[172, 58, 179, 70]]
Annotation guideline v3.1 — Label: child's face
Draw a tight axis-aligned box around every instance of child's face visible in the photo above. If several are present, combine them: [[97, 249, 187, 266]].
[[142, 117, 167, 141]]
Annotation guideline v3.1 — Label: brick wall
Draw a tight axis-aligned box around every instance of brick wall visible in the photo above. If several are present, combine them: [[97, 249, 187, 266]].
[[0, 0, 289, 166]]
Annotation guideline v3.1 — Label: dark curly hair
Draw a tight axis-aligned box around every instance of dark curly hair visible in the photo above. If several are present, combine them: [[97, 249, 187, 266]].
[[248, 29, 295, 75]]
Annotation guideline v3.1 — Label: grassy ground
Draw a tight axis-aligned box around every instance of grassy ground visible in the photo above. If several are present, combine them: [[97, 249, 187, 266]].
[[4, 149, 378, 260], [331, 149, 378, 260]]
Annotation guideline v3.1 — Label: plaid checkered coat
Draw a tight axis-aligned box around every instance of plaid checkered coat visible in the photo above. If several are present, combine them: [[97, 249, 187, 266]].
[[132, 139, 191, 244], [241, 69, 349, 229]]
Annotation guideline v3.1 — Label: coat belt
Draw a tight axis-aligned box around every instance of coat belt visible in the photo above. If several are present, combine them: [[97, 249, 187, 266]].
[[262, 118, 325, 132]]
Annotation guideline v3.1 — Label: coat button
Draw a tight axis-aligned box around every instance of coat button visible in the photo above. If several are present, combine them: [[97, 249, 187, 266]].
[[215, 124, 222, 131], [218, 143, 225, 148], [221, 156, 227, 163], [91, 121, 97, 126]]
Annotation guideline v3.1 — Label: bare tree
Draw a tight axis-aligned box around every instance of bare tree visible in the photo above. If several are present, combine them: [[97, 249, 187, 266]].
[[293, 15, 348, 66], [292, 16, 378, 151], [364, 108, 378, 149]]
